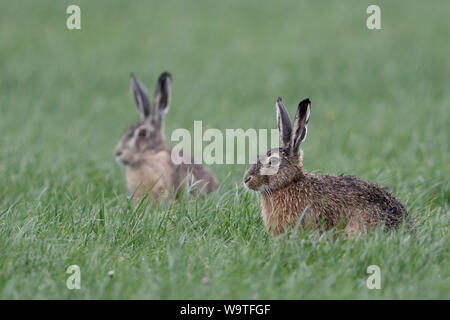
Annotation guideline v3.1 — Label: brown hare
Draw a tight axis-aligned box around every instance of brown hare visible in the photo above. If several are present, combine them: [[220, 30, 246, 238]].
[[243, 97, 410, 237], [115, 72, 218, 201]]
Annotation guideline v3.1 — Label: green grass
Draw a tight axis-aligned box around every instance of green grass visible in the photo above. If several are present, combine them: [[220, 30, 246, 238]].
[[0, 0, 449, 299]]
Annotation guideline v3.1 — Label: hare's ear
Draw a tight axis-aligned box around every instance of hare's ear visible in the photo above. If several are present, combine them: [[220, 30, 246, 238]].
[[276, 97, 292, 148], [130, 73, 151, 119], [291, 98, 311, 155], [154, 72, 172, 124]]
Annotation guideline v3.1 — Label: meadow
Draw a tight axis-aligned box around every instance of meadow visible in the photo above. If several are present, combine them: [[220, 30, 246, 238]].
[[0, 0, 448, 299]]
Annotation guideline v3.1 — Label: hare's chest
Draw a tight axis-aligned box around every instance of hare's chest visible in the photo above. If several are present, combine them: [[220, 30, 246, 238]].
[[260, 188, 309, 236], [125, 152, 175, 198]]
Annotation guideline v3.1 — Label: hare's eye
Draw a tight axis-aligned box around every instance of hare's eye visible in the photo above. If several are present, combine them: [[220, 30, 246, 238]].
[[138, 129, 147, 137], [268, 156, 280, 166]]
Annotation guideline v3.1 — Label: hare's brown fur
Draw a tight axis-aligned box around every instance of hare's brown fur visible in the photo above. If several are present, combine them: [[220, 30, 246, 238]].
[[260, 172, 408, 236], [125, 148, 218, 200], [244, 97, 410, 237], [125, 149, 175, 199]]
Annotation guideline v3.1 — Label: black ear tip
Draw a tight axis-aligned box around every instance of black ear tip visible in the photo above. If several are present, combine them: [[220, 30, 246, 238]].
[[159, 71, 172, 81], [277, 96, 283, 103], [300, 98, 311, 105], [299, 98, 311, 109], [130, 72, 136, 80]]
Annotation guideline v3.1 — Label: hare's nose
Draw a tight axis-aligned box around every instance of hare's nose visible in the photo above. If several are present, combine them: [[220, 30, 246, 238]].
[[115, 151, 122, 157]]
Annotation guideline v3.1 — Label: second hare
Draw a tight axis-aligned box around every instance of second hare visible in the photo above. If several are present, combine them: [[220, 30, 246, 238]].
[[115, 72, 218, 201], [243, 97, 409, 237]]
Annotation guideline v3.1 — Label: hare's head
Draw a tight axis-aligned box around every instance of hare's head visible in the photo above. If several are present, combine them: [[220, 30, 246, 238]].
[[243, 97, 311, 191], [115, 72, 172, 166]]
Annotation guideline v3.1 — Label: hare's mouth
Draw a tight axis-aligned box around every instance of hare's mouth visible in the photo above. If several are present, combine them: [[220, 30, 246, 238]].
[[258, 184, 271, 193], [116, 156, 130, 166], [243, 175, 260, 191]]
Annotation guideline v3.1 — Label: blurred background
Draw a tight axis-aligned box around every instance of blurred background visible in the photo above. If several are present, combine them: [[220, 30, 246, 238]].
[[1, 0, 449, 200]]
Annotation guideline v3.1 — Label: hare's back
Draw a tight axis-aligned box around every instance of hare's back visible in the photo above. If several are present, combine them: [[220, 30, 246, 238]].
[[171, 150, 219, 194], [303, 173, 408, 229]]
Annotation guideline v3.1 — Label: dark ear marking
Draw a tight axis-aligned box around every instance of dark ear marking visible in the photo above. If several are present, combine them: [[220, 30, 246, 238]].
[[276, 97, 292, 148], [291, 98, 311, 154], [154, 71, 172, 123], [130, 73, 151, 119]]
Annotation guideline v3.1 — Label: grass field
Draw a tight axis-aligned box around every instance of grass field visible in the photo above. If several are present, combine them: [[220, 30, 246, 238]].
[[0, 0, 449, 299]]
